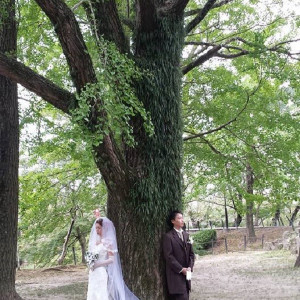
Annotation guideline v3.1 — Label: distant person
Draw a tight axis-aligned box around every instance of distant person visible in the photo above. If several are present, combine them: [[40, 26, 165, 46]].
[[86, 213, 139, 300], [163, 210, 195, 300]]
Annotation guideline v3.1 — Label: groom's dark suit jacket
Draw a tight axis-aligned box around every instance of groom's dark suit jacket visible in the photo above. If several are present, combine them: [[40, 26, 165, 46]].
[[163, 228, 195, 295]]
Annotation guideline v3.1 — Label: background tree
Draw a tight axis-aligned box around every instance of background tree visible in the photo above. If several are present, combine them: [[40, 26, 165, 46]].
[[18, 104, 106, 266], [0, 0, 22, 298]]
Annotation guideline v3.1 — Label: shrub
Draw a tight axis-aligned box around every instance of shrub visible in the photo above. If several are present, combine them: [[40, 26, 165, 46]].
[[192, 229, 217, 255]]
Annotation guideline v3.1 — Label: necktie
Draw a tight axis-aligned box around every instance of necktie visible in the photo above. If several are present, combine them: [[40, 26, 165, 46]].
[[178, 231, 183, 242]]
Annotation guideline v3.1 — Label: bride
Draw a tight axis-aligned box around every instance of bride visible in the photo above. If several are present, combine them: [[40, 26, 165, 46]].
[[86, 216, 139, 300]]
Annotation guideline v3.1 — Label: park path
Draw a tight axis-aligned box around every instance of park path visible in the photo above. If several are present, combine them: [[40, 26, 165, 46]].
[[16, 251, 300, 299]]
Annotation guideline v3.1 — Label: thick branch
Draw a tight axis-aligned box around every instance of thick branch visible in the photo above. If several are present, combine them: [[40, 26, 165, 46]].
[[183, 37, 300, 74], [185, 0, 218, 34], [83, 0, 129, 53], [182, 44, 221, 74], [0, 52, 73, 114], [35, 0, 97, 92], [158, 0, 190, 17]]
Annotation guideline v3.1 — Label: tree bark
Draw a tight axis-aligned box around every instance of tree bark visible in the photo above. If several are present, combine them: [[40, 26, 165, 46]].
[[57, 219, 75, 265], [224, 196, 229, 231], [273, 208, 280, 226], [245, 163, 256, 241], [75, 226, 87, 264], [294, 253, 300, 268], [254, 203, 261, 226], [0, 1, 22, 298], [233, 193, 243, 227], [290, 205, 299, 227]]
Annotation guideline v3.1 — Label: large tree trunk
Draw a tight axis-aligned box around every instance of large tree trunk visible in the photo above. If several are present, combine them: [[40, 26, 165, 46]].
[[245, 163, 256, 242], [100, 11, 185, 299], [0, 1, 22, 299]]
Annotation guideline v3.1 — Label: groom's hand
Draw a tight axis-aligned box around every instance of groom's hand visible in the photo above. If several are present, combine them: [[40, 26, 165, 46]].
[[181, 267, 191, 275], [181, 268, 188, 275]]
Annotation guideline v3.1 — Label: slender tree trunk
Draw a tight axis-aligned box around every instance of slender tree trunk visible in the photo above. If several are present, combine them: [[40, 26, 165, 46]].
[[75, 226, 87, 264], [294, 254, 300, 268], [290, 205, 299, 227], [0, 1, 22, 298], [254, 203, 261, 226], [245, 163, 256, 241], [232, 193, 243, 227], [234, 214, 243, 228], [224, 196, 229, 231], [57, 219, 75, 265], [274, 208, 280, 226], [295, 228, 300, 267]]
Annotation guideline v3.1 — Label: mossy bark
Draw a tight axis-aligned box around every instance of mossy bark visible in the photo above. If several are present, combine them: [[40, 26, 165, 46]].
[[103, 14, 185, 300]]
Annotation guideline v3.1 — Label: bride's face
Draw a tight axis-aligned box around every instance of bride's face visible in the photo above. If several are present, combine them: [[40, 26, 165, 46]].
[[96, 223, 102, 236]]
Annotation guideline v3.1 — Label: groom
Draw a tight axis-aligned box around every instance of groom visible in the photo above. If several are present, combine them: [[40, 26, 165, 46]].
[[163, 210, 195, 300]]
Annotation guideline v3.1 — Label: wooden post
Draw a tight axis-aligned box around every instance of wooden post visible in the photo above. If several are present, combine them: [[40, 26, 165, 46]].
[[225, 238, 228, 254], [211, 239, 214, 255], [261, 234, 264, 249], [244, 235, 247, 251], [72, 246, 77, 265]]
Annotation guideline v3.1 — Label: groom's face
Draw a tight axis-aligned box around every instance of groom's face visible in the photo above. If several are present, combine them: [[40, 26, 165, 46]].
[[172, 213, 184, 229]]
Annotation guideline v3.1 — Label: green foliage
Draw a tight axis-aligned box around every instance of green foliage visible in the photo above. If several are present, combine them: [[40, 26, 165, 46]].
[[18, 98, 108, 266], [71, 37, 153, 148], [182, 0, 300, 225], [192, 230, 217, 255]]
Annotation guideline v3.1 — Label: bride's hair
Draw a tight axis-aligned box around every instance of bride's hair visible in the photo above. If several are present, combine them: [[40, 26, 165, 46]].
[[95, 218, 103, 226]]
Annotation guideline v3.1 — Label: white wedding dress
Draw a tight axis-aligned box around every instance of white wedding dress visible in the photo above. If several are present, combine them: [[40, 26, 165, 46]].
[[87, 217, 139, 300], [87, 243, 110, 300]]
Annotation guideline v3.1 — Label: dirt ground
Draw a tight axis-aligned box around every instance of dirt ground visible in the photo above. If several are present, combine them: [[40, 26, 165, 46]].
[[16, 227, 300, 299]]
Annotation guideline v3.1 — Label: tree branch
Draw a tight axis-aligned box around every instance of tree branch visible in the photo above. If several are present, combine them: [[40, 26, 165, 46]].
[[182, 44, 221, 74], [82, 0, 129, 53], [0, 52, 74, 114], [183, 37, 300, 74], [185, 0, 234, 17], [185, 0, 218, 34], [35, 0, 97, 92], [183, 88, 255, 141]]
